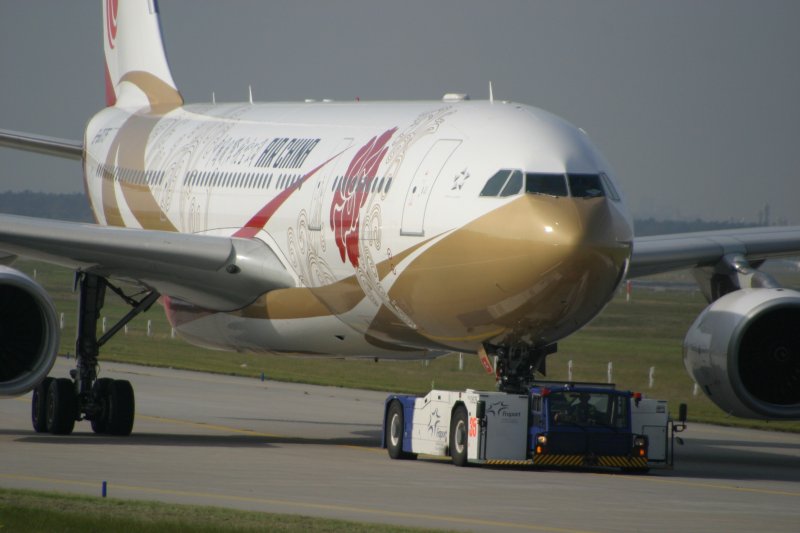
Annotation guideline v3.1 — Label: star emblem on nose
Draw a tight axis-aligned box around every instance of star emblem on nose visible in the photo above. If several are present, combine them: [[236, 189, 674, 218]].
[[452, 168, 470, 190]]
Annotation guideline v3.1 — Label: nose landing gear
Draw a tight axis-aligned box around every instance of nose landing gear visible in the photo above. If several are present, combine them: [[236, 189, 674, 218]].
[[485, 342, 557, 393]]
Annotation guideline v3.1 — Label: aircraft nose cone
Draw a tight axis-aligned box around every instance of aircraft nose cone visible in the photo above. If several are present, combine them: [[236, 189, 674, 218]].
[[497, 194, 631, 344], [380, 195, 631, 350]]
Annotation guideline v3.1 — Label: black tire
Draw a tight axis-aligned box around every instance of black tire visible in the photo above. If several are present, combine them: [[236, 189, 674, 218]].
[[31, 377, 55, 433], [46, 378, 76, 435], [386, 401, 416, 460], [90, 378, 114, 434], [450, 405, 469, 467], [106, 379, 135, 436]]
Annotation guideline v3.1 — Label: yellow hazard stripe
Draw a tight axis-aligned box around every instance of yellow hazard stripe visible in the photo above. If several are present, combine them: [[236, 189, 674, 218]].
[[532, 455, 584, 467], [532, 455, 649, 468], [597, 456, 648, 468], [484, 459, 534, 466]]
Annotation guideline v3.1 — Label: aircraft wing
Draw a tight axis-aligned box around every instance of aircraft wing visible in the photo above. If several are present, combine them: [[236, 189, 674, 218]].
[[0, 128, 83, 160], [0, 214, 295, 311], [629, 226, 800, 278]]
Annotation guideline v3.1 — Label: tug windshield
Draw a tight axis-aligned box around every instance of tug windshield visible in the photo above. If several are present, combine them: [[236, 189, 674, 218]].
[[548, 390, 629, 429]]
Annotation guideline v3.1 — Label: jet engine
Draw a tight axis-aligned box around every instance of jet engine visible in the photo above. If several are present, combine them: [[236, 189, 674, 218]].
[[684, 288, 800, 419], [0, 266, 60, 397]]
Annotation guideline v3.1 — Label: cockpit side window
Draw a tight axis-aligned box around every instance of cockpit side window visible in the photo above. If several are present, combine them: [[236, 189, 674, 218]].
[[599, 172, 621, 201], [525, 173, 568, 197], [479, 170, 511, 197], [499, 170, 523, 197], [568, 173, 605, 198]]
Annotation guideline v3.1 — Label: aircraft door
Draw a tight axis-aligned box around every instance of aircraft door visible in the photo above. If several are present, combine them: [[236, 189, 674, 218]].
[[309, 138, 353, 231], [400, 139, 461, 236]]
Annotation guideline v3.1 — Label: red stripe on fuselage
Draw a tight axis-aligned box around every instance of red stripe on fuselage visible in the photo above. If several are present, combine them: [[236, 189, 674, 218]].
[[233, 150, 347, 238]]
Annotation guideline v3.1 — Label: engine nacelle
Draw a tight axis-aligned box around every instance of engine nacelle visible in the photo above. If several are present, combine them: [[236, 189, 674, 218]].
[[684, 288, 800, 419], [0, 266, 60, 397]]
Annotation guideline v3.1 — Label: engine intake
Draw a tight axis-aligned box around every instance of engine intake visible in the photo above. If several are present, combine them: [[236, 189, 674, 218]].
[[0, 266, 60, 397], [684, 288, 800, 419]]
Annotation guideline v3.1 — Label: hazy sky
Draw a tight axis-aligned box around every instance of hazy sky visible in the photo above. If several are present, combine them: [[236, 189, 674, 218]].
[[1, 1, 799, 224]]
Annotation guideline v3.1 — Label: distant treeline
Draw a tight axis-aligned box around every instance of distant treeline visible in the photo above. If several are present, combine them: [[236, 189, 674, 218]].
[[0, 190, 765, 235]]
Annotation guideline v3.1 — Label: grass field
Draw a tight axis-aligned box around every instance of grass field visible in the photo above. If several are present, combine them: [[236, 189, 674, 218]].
[[0, 488, 449, 533], [12, 258, 800, 432]]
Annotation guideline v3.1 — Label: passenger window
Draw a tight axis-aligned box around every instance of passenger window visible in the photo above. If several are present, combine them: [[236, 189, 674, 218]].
[[480, 170, 511, 197], [568, 174, 605, 198], [499, 170, 523, 197], [525, 173, 568, 197]]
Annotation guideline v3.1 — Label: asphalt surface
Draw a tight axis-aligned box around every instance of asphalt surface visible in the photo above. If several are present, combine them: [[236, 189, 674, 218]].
[[2, 358, 800, 532]]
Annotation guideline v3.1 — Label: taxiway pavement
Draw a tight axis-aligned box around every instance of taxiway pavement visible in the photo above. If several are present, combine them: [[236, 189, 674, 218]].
[[2, 358, 800, 532]]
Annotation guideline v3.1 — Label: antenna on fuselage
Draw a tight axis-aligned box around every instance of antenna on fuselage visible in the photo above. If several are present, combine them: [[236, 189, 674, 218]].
[[489, 81, 494, 104], [248, 85, 253, 104], [212, 92, 216, 104]]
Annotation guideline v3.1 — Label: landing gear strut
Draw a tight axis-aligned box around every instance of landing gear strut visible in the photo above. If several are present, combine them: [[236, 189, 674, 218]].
[[31, 272, 159, 436], [485, 342, 557, 394]]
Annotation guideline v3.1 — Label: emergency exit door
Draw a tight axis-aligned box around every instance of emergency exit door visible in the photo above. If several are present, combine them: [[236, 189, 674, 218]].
[[400, 139, 461, 236]]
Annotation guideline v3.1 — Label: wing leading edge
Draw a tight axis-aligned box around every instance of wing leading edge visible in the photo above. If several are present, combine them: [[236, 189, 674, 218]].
[[0, 128, 82, 160], [0, 214, 295, 311], [630, 226, 800, 278]]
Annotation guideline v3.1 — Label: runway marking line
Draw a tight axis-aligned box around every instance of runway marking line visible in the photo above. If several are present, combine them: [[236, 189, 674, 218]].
[[0, 473, 595, 533]]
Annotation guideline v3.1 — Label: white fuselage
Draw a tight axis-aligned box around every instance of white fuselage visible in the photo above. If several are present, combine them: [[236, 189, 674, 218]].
[[82, 99, 633, 359]]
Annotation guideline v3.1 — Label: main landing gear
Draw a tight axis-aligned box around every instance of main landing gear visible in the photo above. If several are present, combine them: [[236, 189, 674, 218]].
[[31, 272, 159, 436], [485, 342, 557, 394]]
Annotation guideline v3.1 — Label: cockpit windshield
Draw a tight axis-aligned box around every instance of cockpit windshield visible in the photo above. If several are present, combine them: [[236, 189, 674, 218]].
[[481, 169, 620, 201], [567, 174, 605, 198], [525, 173, 568, 197]]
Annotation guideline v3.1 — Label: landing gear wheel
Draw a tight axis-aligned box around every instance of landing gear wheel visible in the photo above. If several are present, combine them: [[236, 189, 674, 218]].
[[450, 405, 469, 467], [66, 273, 155, 438], [386, 401, 416, 460], [46, 378, 76, 435], [90, 378, 114, 434], [31, 377, 54, 433], [106, 379, 135, 436]]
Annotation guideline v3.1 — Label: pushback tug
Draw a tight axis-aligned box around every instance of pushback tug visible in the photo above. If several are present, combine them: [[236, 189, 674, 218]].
[[383, 381, 687, 471]]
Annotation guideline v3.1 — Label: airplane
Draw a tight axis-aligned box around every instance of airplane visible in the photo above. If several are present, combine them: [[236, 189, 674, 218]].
[[1, 0, 799, 437]]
